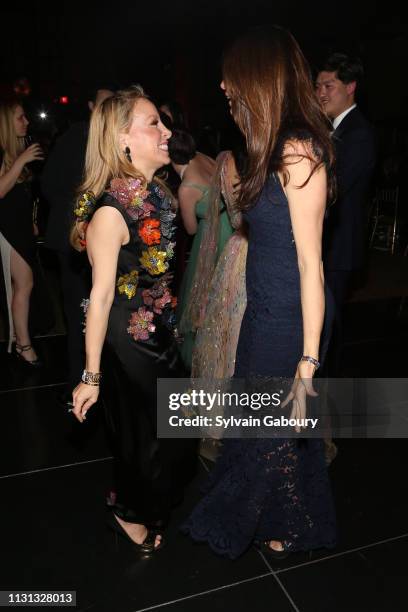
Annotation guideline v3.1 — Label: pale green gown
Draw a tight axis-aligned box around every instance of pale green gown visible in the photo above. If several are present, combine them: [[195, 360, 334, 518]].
[[176, 183, 233, 370]]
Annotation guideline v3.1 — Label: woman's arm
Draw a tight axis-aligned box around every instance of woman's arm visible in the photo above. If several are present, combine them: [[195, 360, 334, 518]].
[[177, 185, 200, 235], [72, 206, 128, 421], [0, 144, 43, 198], [284, 141, 327, 374]]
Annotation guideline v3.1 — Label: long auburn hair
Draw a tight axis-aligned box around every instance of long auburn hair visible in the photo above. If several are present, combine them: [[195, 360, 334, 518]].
[[71, 85, 172, 250], [0, 96, 30, 181], [222, 25, 335, 211]]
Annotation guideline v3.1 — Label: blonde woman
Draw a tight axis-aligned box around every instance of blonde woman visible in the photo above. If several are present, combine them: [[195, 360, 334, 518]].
[[0, 96, 43, 364], [71, 86, 196, 554]]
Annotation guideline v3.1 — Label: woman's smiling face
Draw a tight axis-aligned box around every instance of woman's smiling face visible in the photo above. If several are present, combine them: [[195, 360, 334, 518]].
[[123, 98, 172, 180]]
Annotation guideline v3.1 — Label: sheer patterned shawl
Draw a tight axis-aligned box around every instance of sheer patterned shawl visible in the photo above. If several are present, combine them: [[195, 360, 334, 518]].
[[179, 150, 240, 333]]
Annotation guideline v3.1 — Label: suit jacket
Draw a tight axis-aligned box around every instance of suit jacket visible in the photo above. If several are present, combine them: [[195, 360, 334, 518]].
[[323, 107, 376, 271], [41, 121, 89, 253]]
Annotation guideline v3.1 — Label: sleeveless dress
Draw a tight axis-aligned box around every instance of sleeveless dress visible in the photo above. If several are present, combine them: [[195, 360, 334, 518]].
[[90, 179, 196, 528], [182, 173, 336, 559], [177, 183, 233, 370], [0, 160, 36, 351]]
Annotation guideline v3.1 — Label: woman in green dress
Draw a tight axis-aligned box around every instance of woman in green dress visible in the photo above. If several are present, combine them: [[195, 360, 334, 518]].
[[169, 128, 232, 370]]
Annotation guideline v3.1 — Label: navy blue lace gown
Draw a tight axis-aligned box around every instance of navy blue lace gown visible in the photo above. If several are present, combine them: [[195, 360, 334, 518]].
[[182, 171, 337, 559]]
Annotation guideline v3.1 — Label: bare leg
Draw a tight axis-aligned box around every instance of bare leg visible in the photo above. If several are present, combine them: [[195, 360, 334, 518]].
[[10, 248, 38, 362], [114, 515, 162, 548]]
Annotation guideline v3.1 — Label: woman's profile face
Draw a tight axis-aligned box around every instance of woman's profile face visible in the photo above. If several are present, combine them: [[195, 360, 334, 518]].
[[13, 105, 29, 137], [220, 81, 232, 111], [124, 98, 172, 177]]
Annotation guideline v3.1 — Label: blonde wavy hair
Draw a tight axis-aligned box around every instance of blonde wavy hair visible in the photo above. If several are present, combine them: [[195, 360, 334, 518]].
[[71, 85, 172, 250], [0, 97, 30, 181]]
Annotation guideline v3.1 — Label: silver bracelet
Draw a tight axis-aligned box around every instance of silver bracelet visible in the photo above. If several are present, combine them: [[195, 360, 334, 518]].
[[300, 355, 320, 370], [81, 370, 102, 386]]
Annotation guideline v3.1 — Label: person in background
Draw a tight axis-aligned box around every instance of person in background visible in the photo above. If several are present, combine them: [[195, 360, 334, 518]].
[[169, 127, 232, 371], [316, 54, 376, 375], [41, 85, 115, 405], [159, 100, 186, 128], [0, 96, 44, 365], [190, 149, 247, 462]]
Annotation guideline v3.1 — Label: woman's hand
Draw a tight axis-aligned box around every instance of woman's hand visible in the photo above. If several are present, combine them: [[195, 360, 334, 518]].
[[281, 360, 318, 433], [18, 143, 44, 165], [72, 382, 99, 423]]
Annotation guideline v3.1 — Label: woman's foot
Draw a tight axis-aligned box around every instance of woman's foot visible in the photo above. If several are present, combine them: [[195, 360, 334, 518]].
[[114, 514, 162, 549], [324, 440, 338, 466], [255, 539, 290, 559], [14, 343, 41, 366], [268, 540, 284, 552]]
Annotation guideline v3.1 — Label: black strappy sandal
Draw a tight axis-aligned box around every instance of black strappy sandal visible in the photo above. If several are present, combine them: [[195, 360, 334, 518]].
[[14, 343, 42, 367], [107, 513, 164, 554]]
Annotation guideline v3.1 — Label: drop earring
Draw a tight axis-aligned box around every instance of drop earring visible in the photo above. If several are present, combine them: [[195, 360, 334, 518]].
[[124, 146, 132, 163]]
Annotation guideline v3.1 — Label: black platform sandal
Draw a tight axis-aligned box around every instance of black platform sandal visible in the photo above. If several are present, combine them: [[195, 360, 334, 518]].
[[107, 513, 164, 554], [14, 343, 42, 367]]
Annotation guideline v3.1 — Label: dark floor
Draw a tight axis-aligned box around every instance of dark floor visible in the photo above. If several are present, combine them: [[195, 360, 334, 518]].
[[0, 297, 408, 612]]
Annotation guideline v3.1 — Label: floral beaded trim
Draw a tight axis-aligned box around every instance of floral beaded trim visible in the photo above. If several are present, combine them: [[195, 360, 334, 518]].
[[139, 218, 161, 245], [108, 178, 154, 221], [74, 191, 96, 221], [117, 270, 139, 299], [105, 178, 177, 343], [127, 307, 156, 341], [139, 246, 169, 275]]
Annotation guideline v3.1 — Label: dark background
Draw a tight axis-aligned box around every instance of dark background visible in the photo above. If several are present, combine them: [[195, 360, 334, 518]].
[[1, 1, 407, 138]]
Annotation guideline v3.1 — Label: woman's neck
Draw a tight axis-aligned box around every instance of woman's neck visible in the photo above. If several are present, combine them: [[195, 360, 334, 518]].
[[172, 162, 189, 180]]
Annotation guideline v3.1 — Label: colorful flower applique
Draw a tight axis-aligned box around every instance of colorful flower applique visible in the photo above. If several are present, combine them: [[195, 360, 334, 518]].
[[80, 298, 90, 333], [117, 270, 139, 299], [165, 241, 176, 259], [127, 307, 156, 341], [74, 192, 96, 221], [108, 178, 154, 221], [142, 278, 173, 314], [140, 247, 168, 275], [104, 178, 179, 343], [158, 188, 176, 238], [151, 184, 165, 199], [138, 218, 161, 245]]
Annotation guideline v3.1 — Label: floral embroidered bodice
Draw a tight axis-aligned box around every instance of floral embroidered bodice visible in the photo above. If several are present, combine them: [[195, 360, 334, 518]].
[[92, 178, 177, 345]]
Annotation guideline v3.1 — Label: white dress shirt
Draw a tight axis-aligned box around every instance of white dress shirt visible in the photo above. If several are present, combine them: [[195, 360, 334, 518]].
[[332, 104, 357, 130]]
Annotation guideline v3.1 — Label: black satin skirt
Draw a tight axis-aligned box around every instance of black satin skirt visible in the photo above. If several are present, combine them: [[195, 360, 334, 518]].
[[102, 311, 197, 528]]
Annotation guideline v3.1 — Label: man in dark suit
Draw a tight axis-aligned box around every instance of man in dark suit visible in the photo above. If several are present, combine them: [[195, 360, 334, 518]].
[[41, 85, 115, 405], [316, 54, 376, 375]]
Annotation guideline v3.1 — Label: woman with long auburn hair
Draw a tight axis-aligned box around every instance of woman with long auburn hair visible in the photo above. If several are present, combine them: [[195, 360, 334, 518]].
[[71, 86, 196, 553], [0, 96, 43, 365], [182, 26, 337, 559]]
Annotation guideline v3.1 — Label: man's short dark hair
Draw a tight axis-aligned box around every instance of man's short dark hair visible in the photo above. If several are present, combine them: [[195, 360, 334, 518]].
[[321, 53, 364, 85], [168, 128, 196, 165], [87, 82, 118, 103], [160, 100, 186, 128]]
